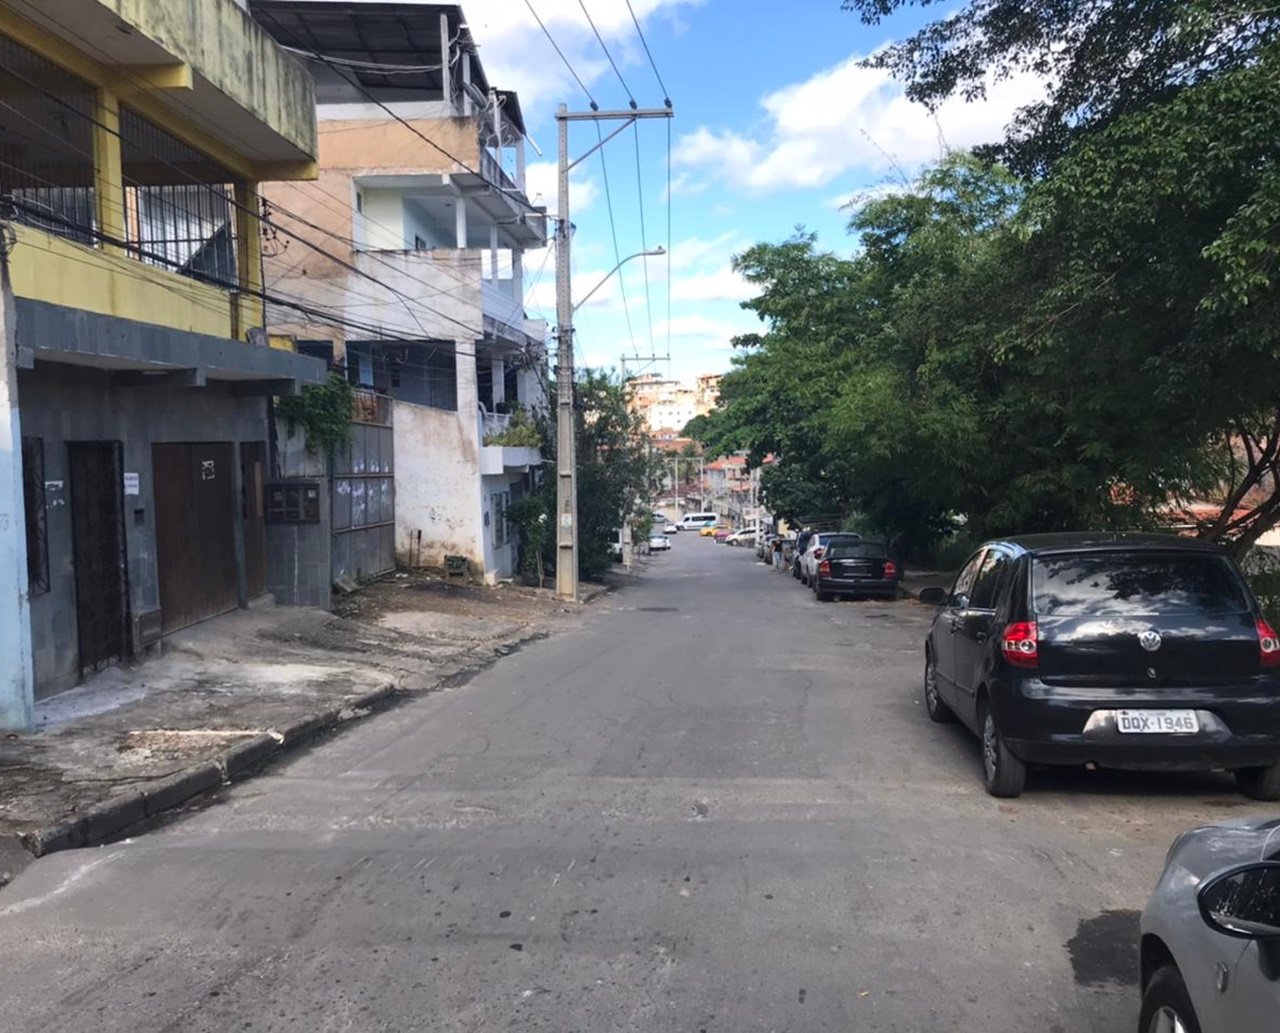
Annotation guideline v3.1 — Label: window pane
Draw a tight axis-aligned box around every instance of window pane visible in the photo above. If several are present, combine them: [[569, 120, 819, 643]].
[[969, 550, 1009, 610], [1033, 552, 1249, 616]]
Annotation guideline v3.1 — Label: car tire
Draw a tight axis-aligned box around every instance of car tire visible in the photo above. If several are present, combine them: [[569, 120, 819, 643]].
[[814, 582, 832, 602], [924, 653, 956, 724], [1235, 764, 1280, 801], [979, 701, 1027, 798], [1139, 965, 1202, 1033]]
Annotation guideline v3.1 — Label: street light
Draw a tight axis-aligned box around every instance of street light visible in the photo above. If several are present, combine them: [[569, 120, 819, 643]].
[[573, 247, 665, 314]]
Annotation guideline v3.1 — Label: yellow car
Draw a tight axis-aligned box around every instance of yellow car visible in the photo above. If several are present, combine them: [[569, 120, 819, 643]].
[[700, 524, 728, 537]]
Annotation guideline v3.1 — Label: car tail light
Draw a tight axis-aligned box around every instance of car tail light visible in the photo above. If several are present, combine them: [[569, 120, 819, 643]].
[[1258, 618, 1280, 667], [1001, 621, 1039, 669], [883, 560, 897, 578], [818, 560, 831, 576]]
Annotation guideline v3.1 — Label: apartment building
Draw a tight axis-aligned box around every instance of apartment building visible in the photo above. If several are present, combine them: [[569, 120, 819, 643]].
[[255, 1, 549, 583], [0, 0, 325, 725]]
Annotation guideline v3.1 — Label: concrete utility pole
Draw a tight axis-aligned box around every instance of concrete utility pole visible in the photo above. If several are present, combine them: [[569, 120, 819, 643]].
[[554, 102, 674, 602]]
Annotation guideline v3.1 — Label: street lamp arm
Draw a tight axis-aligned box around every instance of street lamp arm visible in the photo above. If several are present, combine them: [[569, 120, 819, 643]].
[[572, 247, 665, 314]]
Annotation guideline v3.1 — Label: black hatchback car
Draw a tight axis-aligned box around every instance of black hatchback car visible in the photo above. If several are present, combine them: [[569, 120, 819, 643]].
[[919, 533, 1280, 799]]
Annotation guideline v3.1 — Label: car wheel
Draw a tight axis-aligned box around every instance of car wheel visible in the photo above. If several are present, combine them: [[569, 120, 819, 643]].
[[924, 652, 956, 724], [1139, 965, 1202, 1033], [814, 582, 832, 602], [979, 701, 1026, 798], [1234, 763, 1280, 801]]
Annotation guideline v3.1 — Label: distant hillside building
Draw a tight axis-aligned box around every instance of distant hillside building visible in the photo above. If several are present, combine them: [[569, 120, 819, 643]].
[[627, 373, 721, 436]]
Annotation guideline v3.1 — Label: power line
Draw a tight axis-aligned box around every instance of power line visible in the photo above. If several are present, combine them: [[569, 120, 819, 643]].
[[524, 0, 598, 111], [0, 67, 488, 341], [666, 116, 673, 362], [624, 0, 672, 106], [577, 0, 636, 108], [594, 122, 638, 355], [632, 123, 656, 356]]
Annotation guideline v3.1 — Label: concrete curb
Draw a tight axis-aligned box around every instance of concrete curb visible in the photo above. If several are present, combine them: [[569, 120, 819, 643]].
[[7, 641, 542, 865]]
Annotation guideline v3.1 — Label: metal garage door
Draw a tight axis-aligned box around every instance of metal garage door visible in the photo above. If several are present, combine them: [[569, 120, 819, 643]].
[[152, 442, 237, 634], [331, 391, 395, 584]]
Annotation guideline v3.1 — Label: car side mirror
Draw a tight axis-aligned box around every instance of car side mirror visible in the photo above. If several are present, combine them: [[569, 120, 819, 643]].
[[1199, 861, 1280, 939], [918, 587, 947, 606]]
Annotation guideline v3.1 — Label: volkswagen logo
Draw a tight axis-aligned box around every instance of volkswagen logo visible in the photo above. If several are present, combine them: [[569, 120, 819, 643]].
[[1138, 630, 1163, 652]]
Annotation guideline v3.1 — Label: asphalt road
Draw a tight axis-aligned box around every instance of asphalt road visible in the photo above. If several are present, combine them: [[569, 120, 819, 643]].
[[0, 537, 1269, 1032]]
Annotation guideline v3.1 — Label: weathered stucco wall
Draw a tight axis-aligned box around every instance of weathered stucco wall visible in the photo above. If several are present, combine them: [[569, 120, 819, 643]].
[[393, 399, 484, 570], [100, 0, 316, 159]]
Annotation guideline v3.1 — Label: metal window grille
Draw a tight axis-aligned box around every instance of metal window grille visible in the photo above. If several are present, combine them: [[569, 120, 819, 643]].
[[120, 106, 240, 287], [21, 437, 49, 595], [0, 31, 97, 244]]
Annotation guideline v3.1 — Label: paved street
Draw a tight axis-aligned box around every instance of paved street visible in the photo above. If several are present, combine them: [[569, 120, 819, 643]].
[[0, 539, 1259, 1032]]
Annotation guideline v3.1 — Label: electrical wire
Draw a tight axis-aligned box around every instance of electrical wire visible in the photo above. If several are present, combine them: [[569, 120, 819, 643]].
[[0, 77, 487, 342], [577, 0, 636, 107], [594, 122, 638, 355], [624, 0, 672, 106], [524, 0, 598, 110], [632, 123, 656, 356], [666, 115, 673, 363]]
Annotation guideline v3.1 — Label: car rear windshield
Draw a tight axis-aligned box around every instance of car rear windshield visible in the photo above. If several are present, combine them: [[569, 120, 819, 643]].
[[826, 543, 887, 559], [1032, 551, 1250, 617]]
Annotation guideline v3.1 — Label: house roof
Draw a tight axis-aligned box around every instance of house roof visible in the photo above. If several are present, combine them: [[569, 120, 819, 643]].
[[252, 2, 525, 134]]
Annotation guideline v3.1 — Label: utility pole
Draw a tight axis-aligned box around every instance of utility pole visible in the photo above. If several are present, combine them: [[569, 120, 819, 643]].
[[554, 102, 674, 601]]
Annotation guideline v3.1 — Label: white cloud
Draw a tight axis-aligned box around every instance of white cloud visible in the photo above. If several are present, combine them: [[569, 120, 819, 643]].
[[670, 266, 754, 303], [672, 50, 1045, 194], [524, 160, 598, 213], [456, 0, 700, 115]]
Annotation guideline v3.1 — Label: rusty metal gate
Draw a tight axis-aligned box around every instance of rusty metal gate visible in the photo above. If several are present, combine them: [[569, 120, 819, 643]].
[[331, 390, 395, 584], [68, 441, 130, 674], [152, 442, 237, 634]]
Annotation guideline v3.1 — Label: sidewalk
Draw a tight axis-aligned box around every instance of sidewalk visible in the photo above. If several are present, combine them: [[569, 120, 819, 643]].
[[899, 568, 955, 600], [0, 571, 592, 885]]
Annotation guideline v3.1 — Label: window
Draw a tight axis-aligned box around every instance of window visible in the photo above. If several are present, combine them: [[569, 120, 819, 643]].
[[969, 549, 1010, 610], [21, 438, 49, 595], [491, 492, 508, 547], [951, 550, 986, 606], [1032, 551, 1249, 617], [355, 191, 364, 213]]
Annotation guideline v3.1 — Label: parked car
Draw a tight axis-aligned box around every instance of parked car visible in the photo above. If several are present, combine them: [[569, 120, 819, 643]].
[[713, 527, 733, 543], [919, 532, 1280, 799], [1139, 816, 1280, 1032], [798, 532, 863, 585], [725, 527, 757, 546], [791, 529, 816, 578], [810, 541, 899, 601], [648, 533, 671, 552], [663, 519, 680, 534]]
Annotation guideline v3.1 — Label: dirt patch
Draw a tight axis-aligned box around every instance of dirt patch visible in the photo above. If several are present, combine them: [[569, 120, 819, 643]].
[[332, 569, 567, 624]]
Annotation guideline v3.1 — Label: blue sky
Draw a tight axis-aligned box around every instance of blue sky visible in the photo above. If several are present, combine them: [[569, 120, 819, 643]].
[[460, 0, 1039, 382]]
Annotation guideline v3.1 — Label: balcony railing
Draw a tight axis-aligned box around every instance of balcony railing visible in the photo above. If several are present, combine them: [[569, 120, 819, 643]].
[[480, 149, 517, 193]]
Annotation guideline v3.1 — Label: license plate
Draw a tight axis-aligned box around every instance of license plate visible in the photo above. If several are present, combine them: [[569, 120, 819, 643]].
[[1116, 709, 1199, 734]]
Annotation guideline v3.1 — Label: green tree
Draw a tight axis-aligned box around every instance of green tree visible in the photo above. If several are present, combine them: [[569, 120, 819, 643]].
[[508, 370, 659, 582], [841, 0, 1280, 176]]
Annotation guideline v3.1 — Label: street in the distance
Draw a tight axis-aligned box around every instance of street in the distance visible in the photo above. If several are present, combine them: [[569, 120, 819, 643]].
[[0, 539, 1247, 1032]]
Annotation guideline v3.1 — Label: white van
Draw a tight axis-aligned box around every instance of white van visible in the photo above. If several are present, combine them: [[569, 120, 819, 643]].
[[680, 512, 719, 530]]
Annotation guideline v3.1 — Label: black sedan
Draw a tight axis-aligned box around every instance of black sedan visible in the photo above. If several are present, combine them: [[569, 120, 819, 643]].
[[811, 541, 899, 601], [919, 533, 1280, 799]]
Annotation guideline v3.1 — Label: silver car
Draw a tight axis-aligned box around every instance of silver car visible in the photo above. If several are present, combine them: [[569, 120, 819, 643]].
[[1139, 816, 1280, 1032]]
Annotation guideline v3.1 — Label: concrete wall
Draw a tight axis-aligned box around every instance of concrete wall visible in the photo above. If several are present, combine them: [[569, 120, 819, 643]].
[[393, 398, 483, 571], [17, 364, 268, 697], [0, 265, 34, 730]]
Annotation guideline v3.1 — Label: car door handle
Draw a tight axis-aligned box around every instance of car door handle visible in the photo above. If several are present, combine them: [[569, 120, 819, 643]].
[[949, 617, 960, 633], [974, 630, 989, 643]]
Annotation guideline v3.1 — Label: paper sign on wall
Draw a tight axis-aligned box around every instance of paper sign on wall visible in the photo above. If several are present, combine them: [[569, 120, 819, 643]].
[[123, 472, 140, 495]]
